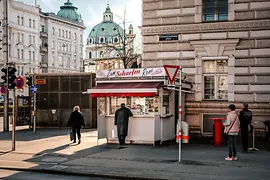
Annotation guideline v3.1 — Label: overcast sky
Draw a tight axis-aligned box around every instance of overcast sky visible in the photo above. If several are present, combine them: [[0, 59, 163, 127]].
[[18, 0, 142, 41]]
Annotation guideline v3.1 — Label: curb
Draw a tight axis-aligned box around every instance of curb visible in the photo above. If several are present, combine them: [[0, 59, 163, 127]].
[[0, 167, 169, 180]]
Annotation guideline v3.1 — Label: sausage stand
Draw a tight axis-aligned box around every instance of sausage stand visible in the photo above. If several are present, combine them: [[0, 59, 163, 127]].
[[85, 67, 193, 146]]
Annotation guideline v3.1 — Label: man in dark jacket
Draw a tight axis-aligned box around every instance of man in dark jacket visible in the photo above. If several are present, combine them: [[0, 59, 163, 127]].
[[239, 103, 252, 153], [114, 103, 133, 148], [67, 106, 85, 144]]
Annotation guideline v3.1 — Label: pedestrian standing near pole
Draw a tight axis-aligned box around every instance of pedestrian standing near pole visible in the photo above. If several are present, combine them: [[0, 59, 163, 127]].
[[223, 104, 240, 161], [67, 106, 85, 144], [239, 103, 252, 153], [114, 103, 133, 149]]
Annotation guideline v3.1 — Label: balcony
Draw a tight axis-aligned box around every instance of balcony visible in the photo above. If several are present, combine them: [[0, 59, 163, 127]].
[[40, 44, 48, 53], [40, 31, 48, 38], [40, 61, 48, 68]]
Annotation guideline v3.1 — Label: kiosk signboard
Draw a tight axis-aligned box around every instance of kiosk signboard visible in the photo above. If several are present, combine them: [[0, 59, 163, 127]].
[[96, 67, 166, 78]]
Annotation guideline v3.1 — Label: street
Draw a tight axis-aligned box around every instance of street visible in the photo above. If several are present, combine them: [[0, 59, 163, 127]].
[[0, 128, 269, 180], [0, 169, 114, 180]]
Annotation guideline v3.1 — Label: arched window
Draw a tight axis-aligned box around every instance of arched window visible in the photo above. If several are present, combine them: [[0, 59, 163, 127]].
[[100, 37, 105, 43], [114, 37, 118, 43], [100, 51, 103, 57]]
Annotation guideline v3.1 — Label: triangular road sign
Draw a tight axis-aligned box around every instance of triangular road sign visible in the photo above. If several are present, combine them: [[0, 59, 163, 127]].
[[164, 65, 180, 84]]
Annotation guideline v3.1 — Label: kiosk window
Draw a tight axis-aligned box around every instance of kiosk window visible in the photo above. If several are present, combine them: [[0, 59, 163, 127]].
[[163, 94, 169, 114], [98, 97, 106, 115], [109, 96, 159, 115]]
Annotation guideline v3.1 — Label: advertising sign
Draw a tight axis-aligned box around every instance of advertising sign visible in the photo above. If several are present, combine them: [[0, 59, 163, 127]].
[[96, 67, 166, 78]]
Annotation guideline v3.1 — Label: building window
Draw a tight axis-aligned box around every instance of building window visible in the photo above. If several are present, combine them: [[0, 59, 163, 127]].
[[52, 27, 55, 35], [33, 36, 35, 45], [29, 19, 31, 27], [62, 30, 64, 37], [74, 33, 77, 40], [33, 68, 35, 73], [17, 16, 20, 25], [203, 59, 228, 100], [21, 17, 24, 26], [69, 32, 71, 39], [21, 50, 24, 59], [66, 31, 68, 38], [17, 49, 20, 59], [29, 35, 31, 44], [22, 33, 24, 43], [203, 0, 228, 22], [33, 52, 35, 61], [29, 51, 31, 60], [41, 25, 45, 32], [17, 33, 20, 42], [80, 35, 82, 42], [21, 67, 24, 75], [59, 29, 61, 36], [89, 52, 92, 58], [33, 20, 35, 28]]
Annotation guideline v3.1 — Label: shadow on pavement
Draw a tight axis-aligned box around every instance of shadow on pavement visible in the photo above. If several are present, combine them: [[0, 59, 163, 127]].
[[0, 128, 94, 141], [1, 131, 270, 180]]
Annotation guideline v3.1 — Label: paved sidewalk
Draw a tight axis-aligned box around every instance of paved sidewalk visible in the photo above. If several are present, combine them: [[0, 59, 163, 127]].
[[0, 128, 270, 180]]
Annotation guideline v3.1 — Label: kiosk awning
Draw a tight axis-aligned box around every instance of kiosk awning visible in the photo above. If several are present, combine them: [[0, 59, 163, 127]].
[[89, 82, 161, 97]]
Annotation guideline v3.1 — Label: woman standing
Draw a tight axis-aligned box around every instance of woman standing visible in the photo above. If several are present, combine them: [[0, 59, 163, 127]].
[[67, 106, 85, 144], [223, 104, 240, 161]]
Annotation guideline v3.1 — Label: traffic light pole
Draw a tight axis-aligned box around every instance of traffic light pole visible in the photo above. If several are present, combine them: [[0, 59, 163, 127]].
[[3, 0, 9, 132], [33, 74, 36, 134], [12, 90, 17, 151]]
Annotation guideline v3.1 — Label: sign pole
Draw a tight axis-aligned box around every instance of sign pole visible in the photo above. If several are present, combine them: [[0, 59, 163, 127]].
[[33, 74, 36, 134], [178, 67, 182, 163], [12, 89, 16, 151]]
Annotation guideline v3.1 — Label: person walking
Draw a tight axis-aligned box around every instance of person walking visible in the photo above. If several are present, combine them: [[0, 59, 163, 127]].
[[114, 103, 133, 148], [67, 106, 85, 144], [223, 104, 240, 161], [239, 103, 252, 153]]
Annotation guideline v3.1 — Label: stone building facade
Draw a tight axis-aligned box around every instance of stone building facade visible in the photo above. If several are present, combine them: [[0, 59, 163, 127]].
[[0, 0, 85, 74], [141, 0, 270, 134]]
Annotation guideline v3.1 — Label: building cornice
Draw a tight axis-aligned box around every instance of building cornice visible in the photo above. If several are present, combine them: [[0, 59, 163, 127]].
[[11, 5, 39, 16], [141, 20, 270, 35], [40, 13, 86, 30]]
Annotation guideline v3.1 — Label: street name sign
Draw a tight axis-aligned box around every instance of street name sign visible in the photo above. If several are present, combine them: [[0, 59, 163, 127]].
[[36, 79, 46, 84]]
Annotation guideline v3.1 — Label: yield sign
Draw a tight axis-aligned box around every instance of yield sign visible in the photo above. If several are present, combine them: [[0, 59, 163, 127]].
[[163, 65, 180, 84]]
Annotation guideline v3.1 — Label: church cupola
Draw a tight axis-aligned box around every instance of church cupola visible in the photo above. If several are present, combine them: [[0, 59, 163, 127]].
[[103, 4, 113, 22]]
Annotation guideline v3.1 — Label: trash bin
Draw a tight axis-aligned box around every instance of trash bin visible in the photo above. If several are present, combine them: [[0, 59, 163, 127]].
[[182, 121, 189, 143], [176, 121, 190, 143]]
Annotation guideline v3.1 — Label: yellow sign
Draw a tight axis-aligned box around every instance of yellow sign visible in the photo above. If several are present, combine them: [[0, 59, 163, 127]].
[[36, 79, 46, 84]]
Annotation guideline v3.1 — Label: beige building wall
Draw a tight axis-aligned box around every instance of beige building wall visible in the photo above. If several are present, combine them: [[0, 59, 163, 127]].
[[141, 0, 270, 133]]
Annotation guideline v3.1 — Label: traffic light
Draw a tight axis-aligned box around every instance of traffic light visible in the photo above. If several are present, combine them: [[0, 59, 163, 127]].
[[7, 67, 17, 89], [26, 76, 33, 86], [1, 68, 7, 83]]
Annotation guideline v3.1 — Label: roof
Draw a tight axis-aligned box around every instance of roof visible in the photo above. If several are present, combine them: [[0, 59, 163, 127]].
[[57, 0, 83, 22], [87, 22, 124, 43]]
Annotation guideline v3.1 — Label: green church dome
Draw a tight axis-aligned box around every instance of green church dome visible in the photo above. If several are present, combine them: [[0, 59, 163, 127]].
[[57, 0, 82, 22], [87, 4, 124, 44], [88, 22, 124, 44]]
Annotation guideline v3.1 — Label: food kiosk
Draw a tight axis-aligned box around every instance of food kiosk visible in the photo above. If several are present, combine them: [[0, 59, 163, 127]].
[[85, 67, 192, 146]]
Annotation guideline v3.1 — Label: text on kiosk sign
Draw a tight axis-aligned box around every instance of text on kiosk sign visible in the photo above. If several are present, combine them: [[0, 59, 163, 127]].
[[96, 68, 166, 78]]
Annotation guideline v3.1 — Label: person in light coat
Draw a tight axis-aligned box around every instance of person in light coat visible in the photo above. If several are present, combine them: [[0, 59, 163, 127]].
[[223, 104, 240, 161]]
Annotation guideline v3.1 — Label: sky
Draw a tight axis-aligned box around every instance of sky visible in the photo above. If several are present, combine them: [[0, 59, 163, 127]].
[[18, 0, 142, 42]]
